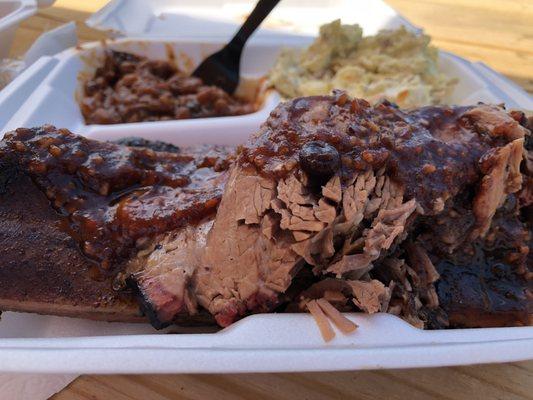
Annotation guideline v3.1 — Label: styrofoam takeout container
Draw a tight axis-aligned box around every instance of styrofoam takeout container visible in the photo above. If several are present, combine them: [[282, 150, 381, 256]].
[[0, 2, 532, 374], [3, 36, 532, 138], [1, 38, 283, 142]]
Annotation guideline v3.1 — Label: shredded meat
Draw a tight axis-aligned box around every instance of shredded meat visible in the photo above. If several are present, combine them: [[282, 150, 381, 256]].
[[307, 300, 336, 342], [131, 93, 530, 330], [471, 138, 524, 238], [316, 298, 358, 334]]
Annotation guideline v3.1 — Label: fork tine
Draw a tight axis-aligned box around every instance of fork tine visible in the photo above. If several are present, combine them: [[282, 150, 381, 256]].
[[192, 0, 281, 94]]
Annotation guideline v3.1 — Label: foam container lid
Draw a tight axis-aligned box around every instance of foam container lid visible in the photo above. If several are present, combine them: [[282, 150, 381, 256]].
[[86, 0, 415, 40], [0, 0, 532, 374], [0, 0, 56, 59], [0, 0, 36, 59]]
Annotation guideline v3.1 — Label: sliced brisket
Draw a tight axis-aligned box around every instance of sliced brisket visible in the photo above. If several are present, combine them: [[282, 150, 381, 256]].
[[1, 95, 531, 331], [184, 94, 530, 328]]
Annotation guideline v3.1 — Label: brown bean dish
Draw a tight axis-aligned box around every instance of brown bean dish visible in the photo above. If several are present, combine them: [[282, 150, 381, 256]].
[[80, 50, 257, 124]]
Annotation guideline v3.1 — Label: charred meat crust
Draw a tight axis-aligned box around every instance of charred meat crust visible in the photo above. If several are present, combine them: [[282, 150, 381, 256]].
[[126, 275, 171, 329], [112, 137, 181, 153], [0, 159, 143, 321], [0, 126, 232, 324]]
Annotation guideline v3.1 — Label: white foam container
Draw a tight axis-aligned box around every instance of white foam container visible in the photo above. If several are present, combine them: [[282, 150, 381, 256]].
[[1, 38, 284, 143], [0, 3, 532, 374], [3, 36, 533, 138]]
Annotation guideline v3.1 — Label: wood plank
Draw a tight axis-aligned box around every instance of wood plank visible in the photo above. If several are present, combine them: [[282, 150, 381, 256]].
[[387, 0, 533, 91], [8, 1, 107, 57], [52, 364, 533, 400], [452, 363, 533, 398], [389, 0, 533, 52], [382, 367, 529, 400]]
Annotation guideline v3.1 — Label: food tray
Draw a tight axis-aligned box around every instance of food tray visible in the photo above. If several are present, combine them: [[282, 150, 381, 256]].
[[1, 38, 283, 143], [1, 37, 532, 374], [3, 36, 533, 138], [0, 311, 531, 373]]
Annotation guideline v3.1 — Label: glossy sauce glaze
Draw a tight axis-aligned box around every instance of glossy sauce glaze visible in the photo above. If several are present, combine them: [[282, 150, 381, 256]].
[[0, 126, 233, 271], [240, 93, 513, 214]]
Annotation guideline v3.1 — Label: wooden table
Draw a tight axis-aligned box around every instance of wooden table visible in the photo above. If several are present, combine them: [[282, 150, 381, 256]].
[[7, 1, 533, 399]]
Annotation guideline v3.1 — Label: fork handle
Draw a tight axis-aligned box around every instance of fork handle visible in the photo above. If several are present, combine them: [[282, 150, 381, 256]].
[[228, 0, 281, 52]]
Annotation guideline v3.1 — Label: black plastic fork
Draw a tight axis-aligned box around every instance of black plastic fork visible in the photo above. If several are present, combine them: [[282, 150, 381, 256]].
[[192, 0, 281, 94]]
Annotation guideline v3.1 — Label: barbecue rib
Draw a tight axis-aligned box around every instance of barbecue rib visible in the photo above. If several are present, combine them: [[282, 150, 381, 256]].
[[0, 94, 531, 330], [0, 126, 231, 324], [0, 162, 141, 321]]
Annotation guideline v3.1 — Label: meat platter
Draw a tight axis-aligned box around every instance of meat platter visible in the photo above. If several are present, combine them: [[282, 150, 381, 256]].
[[0, 26, 532, 373]]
